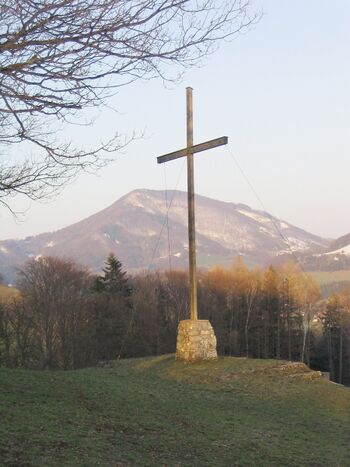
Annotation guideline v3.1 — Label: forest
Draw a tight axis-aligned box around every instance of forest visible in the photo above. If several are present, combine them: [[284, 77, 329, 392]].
[[0, 254, 349, 385]]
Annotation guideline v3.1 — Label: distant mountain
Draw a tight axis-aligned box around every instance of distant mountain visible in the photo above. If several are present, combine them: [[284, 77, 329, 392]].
[[0, 189, 330, 283], [296, 232, 350, 272], [327, 233, 350, 255]]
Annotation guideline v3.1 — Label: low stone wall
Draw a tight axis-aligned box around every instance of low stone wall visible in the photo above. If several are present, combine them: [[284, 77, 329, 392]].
[[176, 319, 218, 362]]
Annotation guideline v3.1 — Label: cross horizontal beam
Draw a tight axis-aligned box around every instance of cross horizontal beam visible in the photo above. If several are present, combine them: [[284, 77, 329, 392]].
[[157, 136, 228, 164]]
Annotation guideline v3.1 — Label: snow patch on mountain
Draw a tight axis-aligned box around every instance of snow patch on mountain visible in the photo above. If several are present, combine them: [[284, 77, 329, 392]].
[[286, 237, 309, 251], [280, 222, 289, 229], [125, 191, 165, 215], [259, 226, 277, 237], [325, 244, 350, 256], [238, 209, 271, 224], [125, 192, 145, 209], [0, 189, 330, 283], [275, 249, 290, 256]]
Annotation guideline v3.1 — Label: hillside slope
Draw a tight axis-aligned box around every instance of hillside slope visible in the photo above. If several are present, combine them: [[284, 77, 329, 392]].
[[0, 189, 329, 282], [1, 356, 349, 466], [295, 234, 350, 272]]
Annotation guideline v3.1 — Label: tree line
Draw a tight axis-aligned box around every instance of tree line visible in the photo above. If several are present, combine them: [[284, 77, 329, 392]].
[[0, 254, 349, 385], [323, 290, 350, 385]]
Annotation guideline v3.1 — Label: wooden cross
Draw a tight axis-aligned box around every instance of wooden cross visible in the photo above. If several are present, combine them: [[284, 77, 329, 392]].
[[157, 87, 228, 320]]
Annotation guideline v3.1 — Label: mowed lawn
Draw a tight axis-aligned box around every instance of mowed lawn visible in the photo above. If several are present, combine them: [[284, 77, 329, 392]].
[[1, 356, 350, 466]]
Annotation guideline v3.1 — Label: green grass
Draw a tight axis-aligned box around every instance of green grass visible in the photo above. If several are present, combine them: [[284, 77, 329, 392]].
[[1, 356, 350, 466], [309, 270, 350, 286]]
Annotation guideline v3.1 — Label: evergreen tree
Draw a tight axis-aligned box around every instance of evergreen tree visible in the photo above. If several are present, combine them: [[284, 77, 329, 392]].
[[91, 254, 132, 361], [99, 253, 131, 296]]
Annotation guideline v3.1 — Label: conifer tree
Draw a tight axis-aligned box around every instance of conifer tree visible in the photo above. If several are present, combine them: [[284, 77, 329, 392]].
[[91, 253, 131, 361], [92, 253, 131, 297], [101, 254, 130, 296]]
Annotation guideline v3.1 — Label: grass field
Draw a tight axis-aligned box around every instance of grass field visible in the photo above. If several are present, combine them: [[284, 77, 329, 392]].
[[0, 284, 19, 301], [308, 270, 350, 286], [1, 356, 350, 466]]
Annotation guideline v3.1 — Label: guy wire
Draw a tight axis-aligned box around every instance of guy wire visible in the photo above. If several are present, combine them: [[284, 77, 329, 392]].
[[225, 145, 320, 296]]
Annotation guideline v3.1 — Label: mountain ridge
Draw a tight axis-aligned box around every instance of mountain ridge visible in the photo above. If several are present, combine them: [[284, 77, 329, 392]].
[[0, 189, 330, 282]]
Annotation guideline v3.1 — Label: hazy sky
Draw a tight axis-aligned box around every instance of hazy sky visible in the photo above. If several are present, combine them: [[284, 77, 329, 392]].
[[1, 0, 349, 241]]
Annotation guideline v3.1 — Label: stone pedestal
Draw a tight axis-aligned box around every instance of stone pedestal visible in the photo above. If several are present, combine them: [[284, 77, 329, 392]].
[[176, 319, 218, 362]]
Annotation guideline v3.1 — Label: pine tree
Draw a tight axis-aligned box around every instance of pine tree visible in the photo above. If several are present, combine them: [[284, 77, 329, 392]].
[[91, 253, 132, 361], [96, 253, 131, 296]]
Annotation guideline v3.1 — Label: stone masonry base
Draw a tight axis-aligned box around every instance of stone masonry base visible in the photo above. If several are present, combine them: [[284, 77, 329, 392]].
[[176, 319, 218, 362]]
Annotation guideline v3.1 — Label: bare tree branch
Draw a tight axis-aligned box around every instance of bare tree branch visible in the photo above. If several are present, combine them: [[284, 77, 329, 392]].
[[0, 0, 259, 208]]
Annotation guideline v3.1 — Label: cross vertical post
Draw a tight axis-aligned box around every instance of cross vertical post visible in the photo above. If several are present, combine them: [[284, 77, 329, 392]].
[[156, 87, 228, 351], [186, 87, 198, 320]]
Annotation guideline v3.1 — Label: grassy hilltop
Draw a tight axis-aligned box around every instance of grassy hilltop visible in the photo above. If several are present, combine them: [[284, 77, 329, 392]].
[[1, 356, 350, 466]]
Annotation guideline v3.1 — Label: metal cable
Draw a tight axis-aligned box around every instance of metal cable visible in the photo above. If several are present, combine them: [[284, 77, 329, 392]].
[[225, 145, 320, 295]]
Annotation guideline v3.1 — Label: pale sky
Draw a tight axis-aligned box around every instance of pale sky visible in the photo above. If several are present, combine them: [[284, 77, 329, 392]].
[[1, 0, 349, 241]]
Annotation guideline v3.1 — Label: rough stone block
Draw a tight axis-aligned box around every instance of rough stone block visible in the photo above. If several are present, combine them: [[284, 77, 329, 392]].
[[176, 319, 218, 362]]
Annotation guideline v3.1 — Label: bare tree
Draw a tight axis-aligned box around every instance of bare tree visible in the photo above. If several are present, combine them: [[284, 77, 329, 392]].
[[0, 298, 34, 367], [17, 256, 92, 369], [0, 0, 258, 208]]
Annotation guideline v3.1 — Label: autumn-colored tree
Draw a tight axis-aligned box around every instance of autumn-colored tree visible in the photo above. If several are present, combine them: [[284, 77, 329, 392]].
[[261, 266, 281, 358], [0, 254, 337, 376]]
